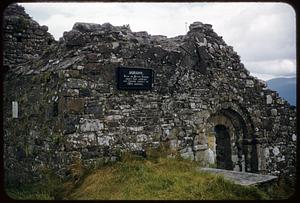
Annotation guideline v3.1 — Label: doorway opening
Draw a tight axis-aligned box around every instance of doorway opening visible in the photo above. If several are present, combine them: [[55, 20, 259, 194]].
[[206, 108, 258, 173], [214, 124, 233, 170]]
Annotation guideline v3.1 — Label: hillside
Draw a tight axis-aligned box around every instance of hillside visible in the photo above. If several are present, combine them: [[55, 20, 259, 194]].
[[6, 154, 293, 200], [267, 77, 296, 106]]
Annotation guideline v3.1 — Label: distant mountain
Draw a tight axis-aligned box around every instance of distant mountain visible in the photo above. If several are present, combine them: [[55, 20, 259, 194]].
[[266, 77, 296, 106]]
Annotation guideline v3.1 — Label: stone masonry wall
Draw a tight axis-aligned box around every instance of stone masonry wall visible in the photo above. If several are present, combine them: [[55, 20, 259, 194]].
[[3, 4, 55, 69], [3, 4, 297, 184]]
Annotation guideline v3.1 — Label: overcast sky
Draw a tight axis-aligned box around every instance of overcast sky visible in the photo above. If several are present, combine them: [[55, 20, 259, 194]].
[[19, 2, 296, 81]]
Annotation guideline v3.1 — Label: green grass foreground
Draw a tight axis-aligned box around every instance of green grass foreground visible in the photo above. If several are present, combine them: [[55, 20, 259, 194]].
[[6, 156, 282, 200], [67, 158, 267, 200]]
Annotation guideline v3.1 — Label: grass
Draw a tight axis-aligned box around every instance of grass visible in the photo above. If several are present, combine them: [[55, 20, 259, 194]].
[[5, 168, 64, 200], [4, 151, 295, 200], [6, 185, 54, 200], [65, 157, 267, 200]]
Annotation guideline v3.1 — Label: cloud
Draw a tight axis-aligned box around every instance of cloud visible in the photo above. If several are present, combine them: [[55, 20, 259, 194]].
[[194, 3, 296, 62], [250, 73, 278, 81], [39, 14, 79, 40], [245, 58, 296, 80], [19, 2, 296, 80]]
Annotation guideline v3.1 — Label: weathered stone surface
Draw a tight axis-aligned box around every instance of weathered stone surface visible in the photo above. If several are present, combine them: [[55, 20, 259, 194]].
[[206, 148, 215, 164], [245, 79, 254, 87], [66, 78, 88, 89], [3, 4, 55, 69], [198, 168, 278, 186], [98, 135, 114, 146], [270, 109, 277, 116], [63, 117, 79, 134], [181, 151, 194, 161], [272, 147, 280, 156], [63, 30, 85, 47], [266, 95, 273, 104], [85, 103, 102, 115], [189, 21, 204, 30], [64, 98, 85, 113], [193, 144, 208, 151], [73, 22, 103, 32], [79, 118, 104, 132]]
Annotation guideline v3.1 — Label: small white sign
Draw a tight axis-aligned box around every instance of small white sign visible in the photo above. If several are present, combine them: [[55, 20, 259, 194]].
[[12, 101, 18, 118]]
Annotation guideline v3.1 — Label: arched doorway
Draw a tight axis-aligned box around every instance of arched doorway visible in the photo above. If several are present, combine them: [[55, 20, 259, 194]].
[[206, 108, 258, 173], [214, 124, 233, 170]]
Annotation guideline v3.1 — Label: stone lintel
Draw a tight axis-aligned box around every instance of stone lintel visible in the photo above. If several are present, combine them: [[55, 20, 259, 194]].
[[198, 167, 278, 186]]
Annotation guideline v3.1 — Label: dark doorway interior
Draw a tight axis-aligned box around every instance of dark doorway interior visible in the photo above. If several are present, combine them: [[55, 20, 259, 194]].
[[215, 125, 233, 170]]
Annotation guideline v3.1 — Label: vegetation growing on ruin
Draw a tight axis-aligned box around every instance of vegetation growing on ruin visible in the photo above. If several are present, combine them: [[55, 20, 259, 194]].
[[5, 149, 294, 200], [64, 157, 268, 200]]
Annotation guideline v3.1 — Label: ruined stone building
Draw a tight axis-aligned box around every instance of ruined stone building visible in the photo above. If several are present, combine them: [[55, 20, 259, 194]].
[[2, 4, 297, 184]]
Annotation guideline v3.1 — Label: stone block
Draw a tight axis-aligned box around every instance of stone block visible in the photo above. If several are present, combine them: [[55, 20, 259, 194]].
[[86, 53, 98, 62], [264, 148, 270, 158], [189, 22, 204, 30], [137, 134, 148, 142], [73, 22, 103, 32], [240, 72, 247, 79], [181, 151, 194, 161], [63, 117, 79, 134], [12, 101, 18, 118], [65, 89, 79, 97], [193, 144, 208, 151], [106, 115, 123, 121], [206, 148, 215, 164], [129, 126, 144, 132], [127, 142, 143, 151], [112, 42, 119, 49], [245, 80, 254, 87], [66, 78, 88, 89], [270, 109, 277, 116], [277, 155, 285, 162], [292, 134, 297, 142], [194, 150, 207, 165], [169, 139, 178, 149], [80, 118, 104, 132], [266, 95, 273, 104], [150, 142, 160, 148], [82, 132, 97, 144], [98, 135, 114, 146], [85, 103, 103, 115], [40, 25, 48, 32], [276, 98, 285, 105], [63, 30, 85, 47], [64, 98, 84, 114], [272, 146, 280, 156], [79, 88, 91, 97], [106, 121, 119, 128]]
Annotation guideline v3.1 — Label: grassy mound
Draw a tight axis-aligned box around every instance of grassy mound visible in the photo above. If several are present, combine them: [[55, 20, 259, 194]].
[[5, 146, 295, 200], [65, 157, 267, 200], [6, 155, 273, 200]]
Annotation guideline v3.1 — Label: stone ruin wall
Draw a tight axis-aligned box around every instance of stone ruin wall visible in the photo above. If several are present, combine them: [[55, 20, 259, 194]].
[[3, 4, 55, 68], [2, 4, 297, 183]]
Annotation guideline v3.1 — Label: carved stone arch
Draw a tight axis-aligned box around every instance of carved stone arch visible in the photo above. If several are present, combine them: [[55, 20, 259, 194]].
[[203, 103, 258, 173]]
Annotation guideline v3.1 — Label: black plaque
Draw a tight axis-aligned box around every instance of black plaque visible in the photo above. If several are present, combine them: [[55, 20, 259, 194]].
[[117, 67, 153, 90]]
